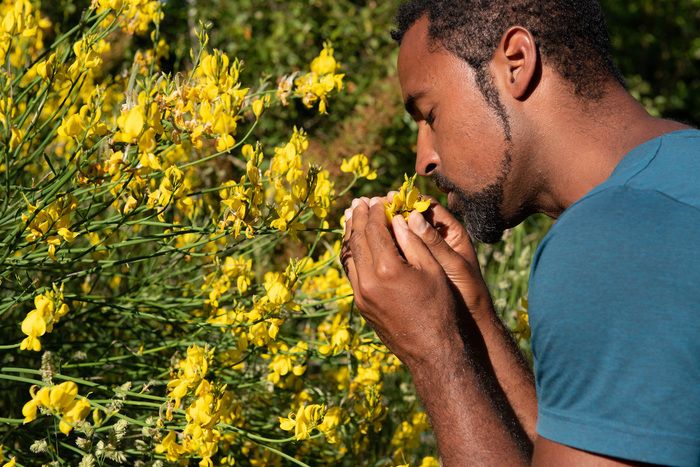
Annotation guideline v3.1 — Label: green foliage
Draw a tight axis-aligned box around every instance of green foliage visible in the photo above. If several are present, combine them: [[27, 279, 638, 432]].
[[603, 0, 700, 125]]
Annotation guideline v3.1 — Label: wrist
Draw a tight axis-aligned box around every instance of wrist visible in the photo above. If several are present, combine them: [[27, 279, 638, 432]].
[[407, 329, 470, 384]]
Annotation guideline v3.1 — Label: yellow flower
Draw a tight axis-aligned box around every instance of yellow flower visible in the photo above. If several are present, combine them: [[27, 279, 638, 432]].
[[267, 341, 308, 385], [49, 381, 78, 410], [384, 173, 431, 222], [318, 406, 343, 444], [19, 310, 46, 351], [166, 345, 211, 410], [340, 153, 377, 180], [20, 284, 70, 351], [57, 111, 86, 139], [35, 53, 55, 80], [279, 403, 326, 440], [21, 396, 40, 423], [21, 383, 90, 432], [263, 272, 292, 306], [155, 431, 184, 462], [251, 97, 265, 119], [216, 134, 235, 152], [310, 45, 337, 75], [513, 297, 531, 340], [59, 399, 90, 434], [8, 128, 22, 151], [420, 456, 441, 467], [293, 42, 344, 114], [138, 127, 157, 153], [57, 228, 77, 243], [114, 105, 145, 143]]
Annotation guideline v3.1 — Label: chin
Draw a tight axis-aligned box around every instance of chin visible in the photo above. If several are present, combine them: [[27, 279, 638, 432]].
[[446, 187, 508, 244]]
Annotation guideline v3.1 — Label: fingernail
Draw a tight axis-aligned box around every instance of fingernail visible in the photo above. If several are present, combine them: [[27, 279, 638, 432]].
[[409, 211, 429, 234], [351, 199, 360, 209], [344, 208, 352, 221], [369, 197, 381, 207]]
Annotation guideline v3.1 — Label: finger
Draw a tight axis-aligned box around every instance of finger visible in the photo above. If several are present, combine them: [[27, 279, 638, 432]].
[[407, 210, 482, 283], [340, 241, 360, 294], [391, 214, 441, 272], [422, 199, 479, 266], [347, 199, 373, 271], [364, 198, 405, 275]]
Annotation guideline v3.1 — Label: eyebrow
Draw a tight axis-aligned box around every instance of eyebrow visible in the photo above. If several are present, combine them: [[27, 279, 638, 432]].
[[404, 90, 428, 117]]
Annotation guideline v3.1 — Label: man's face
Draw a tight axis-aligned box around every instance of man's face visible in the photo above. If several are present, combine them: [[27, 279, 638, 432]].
[[397, 17, 514, 243]]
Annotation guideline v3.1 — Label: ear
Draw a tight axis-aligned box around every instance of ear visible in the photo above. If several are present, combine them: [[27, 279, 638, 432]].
[[493, 26, 539, 100]]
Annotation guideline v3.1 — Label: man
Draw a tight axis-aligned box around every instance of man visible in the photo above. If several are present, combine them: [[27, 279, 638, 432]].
[[342, 1, 699, 466]]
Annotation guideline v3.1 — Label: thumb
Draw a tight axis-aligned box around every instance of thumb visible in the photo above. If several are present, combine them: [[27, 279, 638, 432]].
[[407, 210, 486, 298], [423, 199, 479, 266]]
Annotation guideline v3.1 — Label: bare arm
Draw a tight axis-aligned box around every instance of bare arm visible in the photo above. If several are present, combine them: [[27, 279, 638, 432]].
[[413, 201, 538, 441], [342, 198, 532, 465]]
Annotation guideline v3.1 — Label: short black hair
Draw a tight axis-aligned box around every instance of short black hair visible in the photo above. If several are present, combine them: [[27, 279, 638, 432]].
[[392, 0, 624, 101]]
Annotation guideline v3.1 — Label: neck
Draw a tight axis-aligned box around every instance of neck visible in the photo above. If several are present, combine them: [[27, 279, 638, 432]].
[[521, 81, 691, 219]]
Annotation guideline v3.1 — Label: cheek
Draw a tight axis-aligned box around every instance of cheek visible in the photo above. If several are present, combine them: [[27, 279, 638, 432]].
[[435, 111, 507, 187]]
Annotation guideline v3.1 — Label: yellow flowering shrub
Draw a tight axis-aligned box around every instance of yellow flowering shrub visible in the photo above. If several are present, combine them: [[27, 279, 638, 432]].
[[0, 1, 438, 465]]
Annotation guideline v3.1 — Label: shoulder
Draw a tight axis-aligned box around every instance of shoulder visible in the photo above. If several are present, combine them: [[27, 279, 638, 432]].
[[529, 184, 700, 334], [528, 184, 700, 466], [532, 184, 700, 282]]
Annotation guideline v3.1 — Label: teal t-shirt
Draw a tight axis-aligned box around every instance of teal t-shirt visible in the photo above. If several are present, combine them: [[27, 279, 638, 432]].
[[529, 129, 700, 466]]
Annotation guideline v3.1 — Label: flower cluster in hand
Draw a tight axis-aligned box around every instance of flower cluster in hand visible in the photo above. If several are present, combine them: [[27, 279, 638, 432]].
[[384, 173, 432, 222]]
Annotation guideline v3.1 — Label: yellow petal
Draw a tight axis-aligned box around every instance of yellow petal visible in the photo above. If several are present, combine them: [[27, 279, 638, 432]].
[[63, 399, 90, 423], [412, 198, 431, 213], [252, 99, 264, 119], [21, 309, 47, 337], [21, 399, 38, 423], [58, 419, 73, 435], [49, 381, 78, 410], [57, 228, 77, 243], [20, 335, 41, 351], [279, 416, 295, 431], [35, 387, 51, 407]]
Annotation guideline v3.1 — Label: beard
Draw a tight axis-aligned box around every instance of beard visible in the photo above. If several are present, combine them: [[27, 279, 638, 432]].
[[432, 155, 511, 244]]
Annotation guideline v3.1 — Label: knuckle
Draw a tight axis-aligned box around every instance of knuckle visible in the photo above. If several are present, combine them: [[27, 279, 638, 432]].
[[352, 295, 368, 313], [356, 281, 376, 303], [374, 262, 396, 280], [423, 227, 443, 247]]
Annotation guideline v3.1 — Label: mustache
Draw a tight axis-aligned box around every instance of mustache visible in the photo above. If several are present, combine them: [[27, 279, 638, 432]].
[[431, 172, 459, 193]]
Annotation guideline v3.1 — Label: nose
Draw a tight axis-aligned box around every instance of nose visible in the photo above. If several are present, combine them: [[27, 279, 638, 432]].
[[415, 122, 439, 176]]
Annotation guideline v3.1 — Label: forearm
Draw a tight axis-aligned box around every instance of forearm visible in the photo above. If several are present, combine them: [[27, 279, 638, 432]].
[[410, 329, 532, 466], [470, 297, 538, 441]]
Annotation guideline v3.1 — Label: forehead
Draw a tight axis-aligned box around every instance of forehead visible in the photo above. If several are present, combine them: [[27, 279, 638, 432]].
[[397, 16, 469, 101]]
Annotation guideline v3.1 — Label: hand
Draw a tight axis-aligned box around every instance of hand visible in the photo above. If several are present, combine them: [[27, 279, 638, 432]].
[[409, 197, 494, 321], [341, 195, 476, 369]]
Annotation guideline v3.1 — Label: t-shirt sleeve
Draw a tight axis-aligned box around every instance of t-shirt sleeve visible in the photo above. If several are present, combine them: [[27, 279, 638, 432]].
[[528, 186, 700, 466]]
